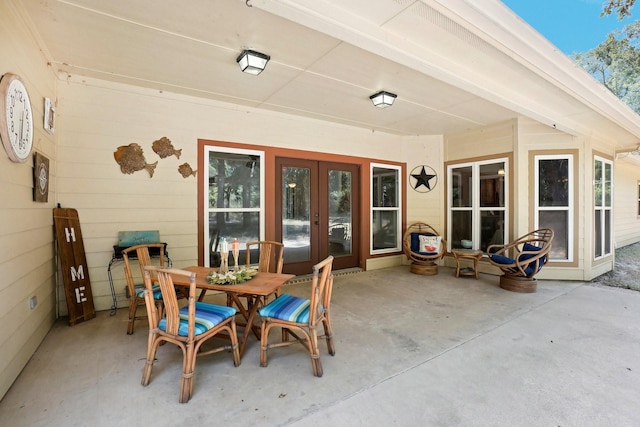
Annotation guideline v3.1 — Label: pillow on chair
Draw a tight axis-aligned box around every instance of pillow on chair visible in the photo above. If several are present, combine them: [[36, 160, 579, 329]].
[[418, 235, 441, 254], [410, 232, 440, 253]]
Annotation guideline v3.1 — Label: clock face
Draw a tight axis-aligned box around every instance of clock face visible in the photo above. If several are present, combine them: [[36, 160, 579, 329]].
[[0, 74, 34, 163]]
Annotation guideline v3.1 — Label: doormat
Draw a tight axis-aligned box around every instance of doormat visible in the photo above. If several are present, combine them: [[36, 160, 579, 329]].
[[286, 267, 363, 285]]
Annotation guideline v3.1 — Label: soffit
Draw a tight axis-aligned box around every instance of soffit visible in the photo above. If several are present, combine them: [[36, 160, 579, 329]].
[[19, 0, 640, 143]]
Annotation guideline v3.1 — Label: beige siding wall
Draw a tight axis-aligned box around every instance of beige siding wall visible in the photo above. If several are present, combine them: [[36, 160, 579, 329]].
[[57, 76, 416, 314], [444, 120, 515, 163], [0, 2, 58, 399], [404, 135, 444, 229], [614, 157, 640, 248]]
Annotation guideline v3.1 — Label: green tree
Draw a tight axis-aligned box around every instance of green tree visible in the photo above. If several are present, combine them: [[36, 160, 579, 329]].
[[571, 1, 640, 113], [602, 0, 636, 19]]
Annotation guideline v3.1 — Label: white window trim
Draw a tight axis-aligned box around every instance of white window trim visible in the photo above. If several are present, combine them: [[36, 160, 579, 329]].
[[447, 158, 509, 251], [370, 162, 402, 254], [534, 154, 573, 263], [594, 155, 613, 260], [203, 146, 265, 266]]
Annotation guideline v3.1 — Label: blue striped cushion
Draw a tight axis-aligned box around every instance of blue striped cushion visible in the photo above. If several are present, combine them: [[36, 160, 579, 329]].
[[135, 284, 162, 300], [159, 302, 236, 336], [258, 294, 310, 323]]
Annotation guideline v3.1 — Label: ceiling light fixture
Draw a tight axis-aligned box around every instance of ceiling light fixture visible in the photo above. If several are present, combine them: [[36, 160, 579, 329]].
[[369, 90, 397, 108], [236, 49, 270, 75]]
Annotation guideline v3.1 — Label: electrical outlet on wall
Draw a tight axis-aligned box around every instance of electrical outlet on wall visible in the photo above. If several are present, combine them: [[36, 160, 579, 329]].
[[29, 296, 37, 310]]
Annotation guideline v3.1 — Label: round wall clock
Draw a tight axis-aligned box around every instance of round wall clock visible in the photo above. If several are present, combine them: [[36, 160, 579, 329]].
[[410, 165, 438, 193], [0, 73, 34, 163]]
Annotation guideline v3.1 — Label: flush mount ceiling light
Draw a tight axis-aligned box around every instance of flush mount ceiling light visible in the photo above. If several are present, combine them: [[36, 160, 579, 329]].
[[236, 49, 270, 75], [369, 90, 397, 108]]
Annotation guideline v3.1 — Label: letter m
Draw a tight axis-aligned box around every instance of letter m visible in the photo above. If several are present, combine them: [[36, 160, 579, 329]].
[[70, 265, 85, 282]]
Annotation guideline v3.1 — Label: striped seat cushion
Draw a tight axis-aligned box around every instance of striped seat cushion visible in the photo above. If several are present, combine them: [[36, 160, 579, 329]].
[[258, 294, 310, 323], [159, 302, 237, 336], [135, 284, 162, 300]]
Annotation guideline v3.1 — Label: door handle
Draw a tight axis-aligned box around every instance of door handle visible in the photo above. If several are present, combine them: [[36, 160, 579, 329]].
[[314, 212, 319, 225]]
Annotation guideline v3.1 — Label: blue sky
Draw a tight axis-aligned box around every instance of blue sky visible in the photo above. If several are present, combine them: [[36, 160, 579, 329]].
[[502, 0, 634, 54]]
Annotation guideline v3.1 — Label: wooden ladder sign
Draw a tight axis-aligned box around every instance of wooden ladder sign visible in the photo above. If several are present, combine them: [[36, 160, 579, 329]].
[[53, 207, 96, 325]]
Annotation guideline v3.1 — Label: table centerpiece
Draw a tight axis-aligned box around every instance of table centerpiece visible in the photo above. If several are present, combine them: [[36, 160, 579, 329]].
[[207, 267, 258, 285]]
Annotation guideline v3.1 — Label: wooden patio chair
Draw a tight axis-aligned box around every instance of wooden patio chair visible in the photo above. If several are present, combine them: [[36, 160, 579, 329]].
[[403, 222, 446, 275], [486, 228, 554, 293], [141, 266, 240, 403], [258, 255, 335, 377], [245, 240, 285, 273], [123, 243, 170, 335], [222, 240, 285, 308]]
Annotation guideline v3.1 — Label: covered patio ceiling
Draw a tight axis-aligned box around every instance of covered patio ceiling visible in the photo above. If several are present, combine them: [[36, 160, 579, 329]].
[[19, 0, 640, 144]]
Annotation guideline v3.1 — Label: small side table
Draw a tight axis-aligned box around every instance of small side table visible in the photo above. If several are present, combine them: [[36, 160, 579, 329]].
[[452, 249, 483, 279]]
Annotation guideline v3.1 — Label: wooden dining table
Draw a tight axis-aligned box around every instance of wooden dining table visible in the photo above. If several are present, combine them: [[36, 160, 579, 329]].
[[173, 266, 295, 358]]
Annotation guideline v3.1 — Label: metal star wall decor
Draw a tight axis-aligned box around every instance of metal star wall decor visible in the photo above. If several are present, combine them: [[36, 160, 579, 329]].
[[410, 165, 437, 193]]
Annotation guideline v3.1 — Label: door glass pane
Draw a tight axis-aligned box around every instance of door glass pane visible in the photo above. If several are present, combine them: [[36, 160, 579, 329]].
[[329, 169, 352, 256], [481, 211, 504, 252], [209, 212, 259, 267], [282, 167, 311, 263], [539, 159, 569, 207], [372, 210, 397, 250], [480, 163, 505, 207], [452, 166, 472, 207], [540, 210, 568, 260], [451, 210, 472, 249]]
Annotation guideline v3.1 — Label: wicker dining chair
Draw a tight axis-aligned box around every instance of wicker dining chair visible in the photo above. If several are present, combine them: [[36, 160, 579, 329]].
[[122, 243, 169, 335], [141, 266, 240, 404], [486, 228, 554, 293], [258, 255, 335, 377], [223, 240, 285, 306], [245, 240, 285, 274]]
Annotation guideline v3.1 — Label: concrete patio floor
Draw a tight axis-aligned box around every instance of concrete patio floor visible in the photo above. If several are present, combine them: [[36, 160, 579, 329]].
[[1, 266, 640, 426]]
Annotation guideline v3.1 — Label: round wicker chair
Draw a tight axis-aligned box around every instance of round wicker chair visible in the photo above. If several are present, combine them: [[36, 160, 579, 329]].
[[486, 228, 554, 293], [403, 222, 446, 275]]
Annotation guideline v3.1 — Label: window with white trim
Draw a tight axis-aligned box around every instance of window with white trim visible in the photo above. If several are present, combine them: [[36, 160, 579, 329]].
[[447, 159, 508, 251], [204, 146, 264, 267], [371, 163, 401, 254], [534, 155, 573, 262], [594, 156, 613, 259]]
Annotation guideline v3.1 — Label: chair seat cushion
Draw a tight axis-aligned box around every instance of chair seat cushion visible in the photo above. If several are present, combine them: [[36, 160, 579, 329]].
[[489, 254, 515, 265], [159, 302, 236, 336], [258, 294, 310, 323], [416, 251, 439, 256], [490, 254, 537, 276], [135, 284, 162, 300]]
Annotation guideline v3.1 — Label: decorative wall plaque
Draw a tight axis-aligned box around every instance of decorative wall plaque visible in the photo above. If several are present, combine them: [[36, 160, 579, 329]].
[[410, 165, 437, 193], [33, 152, 49, 202]]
